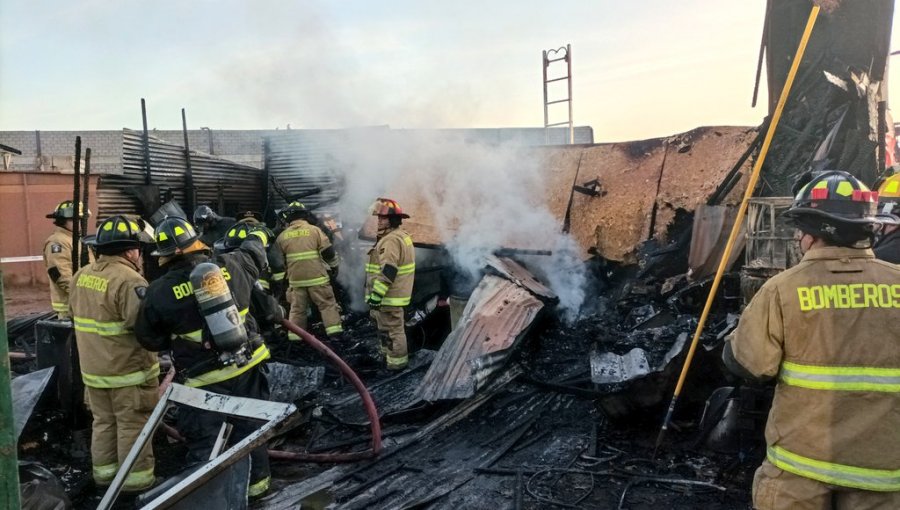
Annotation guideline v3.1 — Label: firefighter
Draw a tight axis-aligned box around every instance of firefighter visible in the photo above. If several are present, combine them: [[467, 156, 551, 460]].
[[723, 171, 900, 509], [69, 216, 158, 491], [275, 201, 343, 341], [134, 217, 282, 498], [216, 221, 286, 300], [43, 200, 93, 318], [235, 210, 263, 225], [366, 198, 416, 370], [873, 173, 900, 263], [193, 205, 236, 247]]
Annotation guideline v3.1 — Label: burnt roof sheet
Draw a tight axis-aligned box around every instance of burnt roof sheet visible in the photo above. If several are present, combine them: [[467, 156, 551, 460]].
[[416, 272, 545, 402]]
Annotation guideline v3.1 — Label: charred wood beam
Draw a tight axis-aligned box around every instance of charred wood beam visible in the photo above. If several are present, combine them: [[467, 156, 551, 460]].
[[0, 143, 22, 155], [80, 148, 91, 267], [71, 137, 82, 271]]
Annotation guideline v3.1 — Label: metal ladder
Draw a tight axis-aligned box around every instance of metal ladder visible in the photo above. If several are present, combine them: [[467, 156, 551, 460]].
[[542, 44, 574, 144]]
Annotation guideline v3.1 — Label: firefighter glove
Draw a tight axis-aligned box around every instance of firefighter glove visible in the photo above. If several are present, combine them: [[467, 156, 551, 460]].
[[366, 292, 383, 308]]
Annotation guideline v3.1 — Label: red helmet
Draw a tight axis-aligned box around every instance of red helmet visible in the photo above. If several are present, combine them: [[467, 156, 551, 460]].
[[370, 198, 410, 218]]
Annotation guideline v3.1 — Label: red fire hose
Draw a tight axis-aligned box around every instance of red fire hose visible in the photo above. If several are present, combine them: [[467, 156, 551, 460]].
[[159, 321, 384, 462], [268, 319, 383, 462]]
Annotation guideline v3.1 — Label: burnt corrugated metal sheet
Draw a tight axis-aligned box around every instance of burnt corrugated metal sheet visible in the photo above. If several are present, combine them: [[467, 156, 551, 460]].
[[416, 258, 556, 402], [98, 129, 263, 218], [264, 130, 366, 211], [687, 205, 746, 280]]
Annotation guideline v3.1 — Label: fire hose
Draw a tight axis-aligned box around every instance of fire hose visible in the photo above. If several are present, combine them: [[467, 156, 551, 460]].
[[159, 321, 383, 462], [268, 319, 383, 462]]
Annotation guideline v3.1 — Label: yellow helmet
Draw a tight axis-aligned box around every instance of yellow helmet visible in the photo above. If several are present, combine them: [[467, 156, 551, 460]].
[[876, 173, 900, 225], [46, 200, 90, 220]]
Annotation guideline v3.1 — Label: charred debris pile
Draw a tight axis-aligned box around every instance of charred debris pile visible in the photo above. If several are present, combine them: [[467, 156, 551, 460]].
[[8, 221, 758, 509]]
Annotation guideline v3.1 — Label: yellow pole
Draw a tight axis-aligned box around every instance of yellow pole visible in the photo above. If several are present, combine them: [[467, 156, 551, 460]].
[[654, 3, 821, 453]]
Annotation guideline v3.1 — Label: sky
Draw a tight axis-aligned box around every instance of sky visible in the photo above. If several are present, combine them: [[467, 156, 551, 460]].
[[1, 0, 899, 142]]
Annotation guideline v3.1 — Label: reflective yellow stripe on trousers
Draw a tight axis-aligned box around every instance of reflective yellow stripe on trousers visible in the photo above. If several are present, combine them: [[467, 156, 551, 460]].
[[768, 446, 900, 492], [779, 360, 900, 392], [184, 344, 270, 387], [82, 363, 161, 389]]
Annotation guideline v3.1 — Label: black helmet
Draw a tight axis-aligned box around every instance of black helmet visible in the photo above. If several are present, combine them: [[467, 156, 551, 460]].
[[46, 200, 90, 220], [783, 170, 880, 246], [222, 222, 273, 250], [192, 205, 219, 227], [279, 201, 308, 224], [86, 215, 151, 254], [152, 217, 203, 256]]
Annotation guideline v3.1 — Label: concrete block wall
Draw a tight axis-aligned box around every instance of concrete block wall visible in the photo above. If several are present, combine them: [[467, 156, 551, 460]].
[[0, 130, 123, 174]]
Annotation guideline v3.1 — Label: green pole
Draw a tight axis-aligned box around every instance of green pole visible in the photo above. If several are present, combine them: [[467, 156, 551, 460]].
[[0, 267, 21, 509]]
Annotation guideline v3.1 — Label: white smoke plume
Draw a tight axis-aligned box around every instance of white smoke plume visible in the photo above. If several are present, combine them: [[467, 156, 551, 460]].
[[331, 129, 587, 323]]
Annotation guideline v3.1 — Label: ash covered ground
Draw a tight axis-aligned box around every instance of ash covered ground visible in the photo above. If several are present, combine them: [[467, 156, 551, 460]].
[[11, 265, 762, 509]]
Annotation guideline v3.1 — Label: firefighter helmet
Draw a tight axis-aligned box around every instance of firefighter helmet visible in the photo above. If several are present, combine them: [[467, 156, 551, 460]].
[[192, 205, 219, 227], [783, 170, 880, 245], [217, 223, 273, 253], [46, 200, 91, 220], [237, 210, 263, 224], [152, 216, 203, 256], [87, 215, 151, 253], [370, 198, 410, 218], [279, 201, 308, 224], [875, 173, 900, 225]]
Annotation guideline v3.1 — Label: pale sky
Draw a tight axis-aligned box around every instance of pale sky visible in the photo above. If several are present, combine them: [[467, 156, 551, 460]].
[[1, 1, 898, 142]]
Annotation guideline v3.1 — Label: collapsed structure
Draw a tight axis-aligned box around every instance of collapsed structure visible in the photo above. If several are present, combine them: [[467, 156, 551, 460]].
[[1, 0, 896, 508]]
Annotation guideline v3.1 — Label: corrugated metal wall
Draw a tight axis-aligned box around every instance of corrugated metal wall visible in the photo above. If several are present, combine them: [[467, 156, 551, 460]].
[[98, 129, 264, 218], [264, 129, 373, 211]]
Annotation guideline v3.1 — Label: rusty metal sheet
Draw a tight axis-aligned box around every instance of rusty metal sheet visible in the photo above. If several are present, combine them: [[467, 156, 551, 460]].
[[567, 140, 667, 262], [687, 205, 747, 280], [416, 273, 547, 402], [652, 126, 756, 240], [485, 255, 556, 300]]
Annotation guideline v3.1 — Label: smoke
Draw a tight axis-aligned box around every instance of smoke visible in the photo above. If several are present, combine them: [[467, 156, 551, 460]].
[[331, 129, 587, 323]]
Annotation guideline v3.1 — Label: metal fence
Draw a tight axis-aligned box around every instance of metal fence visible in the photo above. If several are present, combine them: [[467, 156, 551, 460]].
[[98, 129, 264, 219]]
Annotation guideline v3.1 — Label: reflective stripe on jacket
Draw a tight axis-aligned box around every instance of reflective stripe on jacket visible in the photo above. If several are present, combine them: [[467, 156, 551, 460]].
[[366, 228, 415, 307], [276, 219, 336, 288], [184, 344, 271, 388], [69, 255, 158, 389], [730, 247, 900, 489]]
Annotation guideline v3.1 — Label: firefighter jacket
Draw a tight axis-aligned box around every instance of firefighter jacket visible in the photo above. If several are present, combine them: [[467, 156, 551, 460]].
[[134, 239, 281, 388], [69, 255, 158, 389], [729, 247, 900, 492], [276, 219, 338, 289], [873, 228, 900, 264], [261, 244, 286, 297], [366, 227, 415, 307], [43, 226, 93, 315]]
